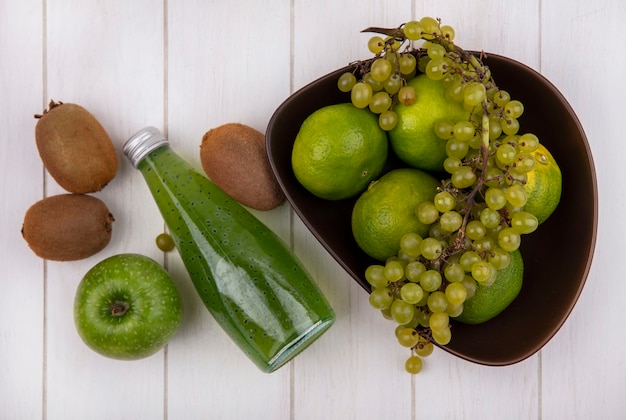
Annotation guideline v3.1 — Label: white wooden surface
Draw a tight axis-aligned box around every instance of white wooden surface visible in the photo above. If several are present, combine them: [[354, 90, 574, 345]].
[[1, 1, 623, 419]]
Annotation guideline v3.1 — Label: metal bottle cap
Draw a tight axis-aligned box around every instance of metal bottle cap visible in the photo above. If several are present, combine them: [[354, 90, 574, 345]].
[[123, 126, 169, 168]]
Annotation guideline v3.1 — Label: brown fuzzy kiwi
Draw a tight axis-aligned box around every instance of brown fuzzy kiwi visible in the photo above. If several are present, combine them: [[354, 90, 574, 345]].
[[35, 100, 118, 194], [22, 194, 115, 261], [200, 123, 285, 211]]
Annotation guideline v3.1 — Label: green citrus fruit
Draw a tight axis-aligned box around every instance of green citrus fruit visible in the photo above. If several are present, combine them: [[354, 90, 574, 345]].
[[523, 143, 562, 224], [389, 74, 468, 172], [455, 249, 524, 325], [351, 168, 440, 261], [291, 103, 388, 200]]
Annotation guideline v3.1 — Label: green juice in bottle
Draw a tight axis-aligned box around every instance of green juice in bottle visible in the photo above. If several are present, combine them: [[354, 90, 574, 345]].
[[124, 127, 335, 373]]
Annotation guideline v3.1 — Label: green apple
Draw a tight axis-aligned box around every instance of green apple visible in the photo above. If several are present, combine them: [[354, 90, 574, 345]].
[[73, 253, 183, 360]]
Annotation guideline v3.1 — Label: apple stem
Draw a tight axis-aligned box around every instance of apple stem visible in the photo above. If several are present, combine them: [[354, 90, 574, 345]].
[[110, 301, 129, 317]]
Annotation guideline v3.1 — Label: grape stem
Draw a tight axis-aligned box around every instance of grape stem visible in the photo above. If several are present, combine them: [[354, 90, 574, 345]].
[[361, 23, 499, 268]]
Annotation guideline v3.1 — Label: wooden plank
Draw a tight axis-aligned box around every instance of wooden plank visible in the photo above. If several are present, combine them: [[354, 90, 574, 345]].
[[43, 1, 168, 418], [0, 0, 45, 418], [1, 0, 624, 418], [164, 1, 293, 418], [291, 2, 414, 419], [540, 1, 626, 418]]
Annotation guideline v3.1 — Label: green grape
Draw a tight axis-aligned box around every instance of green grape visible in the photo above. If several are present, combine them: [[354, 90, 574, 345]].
[[368, 91, 392, 114], [446, 303, 464, 317], [463, 82, 487, 107], [419, 238, 443, 261], [369, 287, 393, 309], [371, 58, 393, 82], [471, 260, 495, 284], [468, 134, 483, 149], [398, 85, 416, 106], [441, 72, 459, 88], [365, 264, 388, 288], [428, 222, 447, 239], [443, 156, 463, 174], [446, 138, 469, 159], [390, 299, 416, 324], [379, 110, 398, 131], [512, 152, 536, 173], [435, 119, 455, 140], [156, 232, 175, 252], [397, 249, 415, 266], [466, 220, 487, 240], [485, 187, 507, 210], [432, 325, 452, 345], [498, 227, 521, 252], [453, 120, 476, 141], [486, 225, 503, 241], [496, 143, 517, 165], [405, 355, 423, 374], [441, 24, 455, 40], [479, 207, 501, 229], [427, 291, 448, 313], [384, 49, 400, 71], [405, 261, 427, 282], [517, 133, 539, 152], [425, 58, 447, 80], [434, 191, 456, 212], [511, 211, 539, 234], [472, 236, 495, 253], [484, 166, 505, 187], [444, 262, 465, 283], [429, 310, 449, 332], [427, 43, 446, 59], [383, 73, 402, 95], [414, 341, 434, 357], [363, 72, 384, 92], [403, 20, 423, 40], [446, 78, 465, 102], [384, 36, 402, 51], [501, 117, 520, 136], [400, 282, 425, 305], [337, 72, 357, 93], [351, 82, 373, 108], [451, 166, 476, 189], [461, 275, 477, 299], [420, 16, 442, 39], [487, 247, 512, 270], [488, 115, 503, 140], [396, 327, 420, 347], [367, 35, 385, 54], [400, 232, 423, 258], [504, 100, 524, 119], [445, 282, 468, 306], [383, 260, 405, 282], [494, 89, 511, 107], [420, 269, 443, 292], [399, 53, 417, 75], [505, 184, 527, 207], [380, 308, 393, 320], [440, 210, 463, 233], [459, 250, 481, 271], [415, 201, 439, 224]]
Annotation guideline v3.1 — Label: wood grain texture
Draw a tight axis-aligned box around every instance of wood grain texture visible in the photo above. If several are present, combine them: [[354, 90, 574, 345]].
[[1, 0, 624, 419]]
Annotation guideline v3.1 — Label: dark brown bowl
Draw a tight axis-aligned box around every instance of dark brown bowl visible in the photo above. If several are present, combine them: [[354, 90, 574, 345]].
[[266, 53, 598, 366]]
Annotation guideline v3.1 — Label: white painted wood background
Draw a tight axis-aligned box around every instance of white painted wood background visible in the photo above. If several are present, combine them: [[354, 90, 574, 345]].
[[1, 0, 623, 419]]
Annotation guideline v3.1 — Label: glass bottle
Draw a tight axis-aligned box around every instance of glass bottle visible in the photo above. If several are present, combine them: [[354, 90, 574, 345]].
[[123, 127, 335, 373]]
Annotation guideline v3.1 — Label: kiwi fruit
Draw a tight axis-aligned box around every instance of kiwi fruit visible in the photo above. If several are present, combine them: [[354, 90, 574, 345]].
[[200, 123, 285, 211], [22, 194, 115, 261], [35, 100, 118, 194]]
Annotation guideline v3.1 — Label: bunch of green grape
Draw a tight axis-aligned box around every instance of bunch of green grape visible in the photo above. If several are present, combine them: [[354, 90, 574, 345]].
[[350, 17, 543, 375]]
